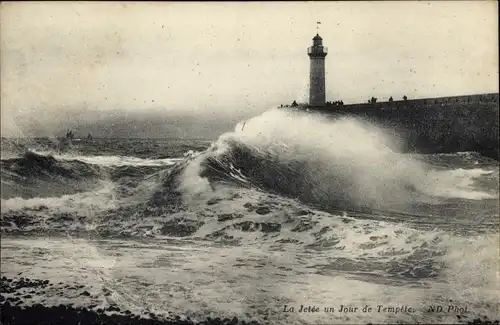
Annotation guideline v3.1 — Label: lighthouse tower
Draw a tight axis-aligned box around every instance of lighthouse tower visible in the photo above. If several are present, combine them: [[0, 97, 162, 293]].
[[308, 33, 328, 107]]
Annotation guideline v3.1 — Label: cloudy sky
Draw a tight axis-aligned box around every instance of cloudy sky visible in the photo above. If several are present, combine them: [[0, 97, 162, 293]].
[[1, 1, 498, 138]]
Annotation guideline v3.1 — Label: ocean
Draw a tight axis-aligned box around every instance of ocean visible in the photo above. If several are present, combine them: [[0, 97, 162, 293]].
[[1, 108, 499, 324]]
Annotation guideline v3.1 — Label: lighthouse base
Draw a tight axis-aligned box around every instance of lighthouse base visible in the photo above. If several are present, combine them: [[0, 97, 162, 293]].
[[307, 105, 327, 110]]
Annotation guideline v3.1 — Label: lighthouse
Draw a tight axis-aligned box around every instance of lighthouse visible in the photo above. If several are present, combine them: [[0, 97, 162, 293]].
[[308, 33, 328, 107]]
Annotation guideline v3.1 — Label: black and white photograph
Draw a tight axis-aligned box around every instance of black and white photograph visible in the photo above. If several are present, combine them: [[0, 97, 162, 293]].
[[1, 2, 499, 325]]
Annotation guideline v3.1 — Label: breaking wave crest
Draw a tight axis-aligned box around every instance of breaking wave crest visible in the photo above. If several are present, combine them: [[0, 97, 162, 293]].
[[176, 109, 496, 213]]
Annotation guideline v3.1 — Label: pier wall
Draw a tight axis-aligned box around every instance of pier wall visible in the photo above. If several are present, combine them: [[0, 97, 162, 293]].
[[308, 93, 499, 160]]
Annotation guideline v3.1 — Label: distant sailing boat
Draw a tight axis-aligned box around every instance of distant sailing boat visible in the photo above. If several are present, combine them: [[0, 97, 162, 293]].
[[57, 129, 74, 153], [66, 129, 75, 140]]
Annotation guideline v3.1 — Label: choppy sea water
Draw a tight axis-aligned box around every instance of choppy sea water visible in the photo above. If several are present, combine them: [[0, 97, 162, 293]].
[[1, 109, 499, 324]]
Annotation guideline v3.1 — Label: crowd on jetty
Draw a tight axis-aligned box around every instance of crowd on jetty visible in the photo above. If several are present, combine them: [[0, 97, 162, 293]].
[[278, 95, 410, 108], [279, 93, 498, 109]]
